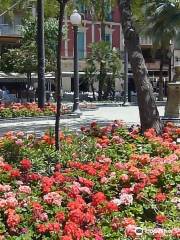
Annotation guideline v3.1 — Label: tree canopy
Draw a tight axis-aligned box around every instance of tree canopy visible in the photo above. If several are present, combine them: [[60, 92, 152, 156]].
[[0, 17, 64, 73]]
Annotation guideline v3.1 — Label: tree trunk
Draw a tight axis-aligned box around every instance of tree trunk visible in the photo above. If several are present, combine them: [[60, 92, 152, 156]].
[[98, 0, 106, 101], [111, 75, 116, 100], [55, 1, 67, 151], [168, 55, 172, 82], [104, 77, 111, 100], [91, 82, 96, 101], [98, 64, 106, 100], [100, 0, 106, 42], [26, 72, 31, 102], [119, 0, 162, 134], [37, 0, 45, 108], [158, 54, 164, 101]]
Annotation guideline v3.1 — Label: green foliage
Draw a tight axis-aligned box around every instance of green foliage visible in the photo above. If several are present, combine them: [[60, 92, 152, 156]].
[[132, 0, 180, 50], [84, 42, 122, 98], [0, 0, 33, 18], [77, 0, 116, 21], [0, 17, 66, 74], [0, 0, 60, 19], [44, 0, 59, 18], [0, 45, 37, 74]]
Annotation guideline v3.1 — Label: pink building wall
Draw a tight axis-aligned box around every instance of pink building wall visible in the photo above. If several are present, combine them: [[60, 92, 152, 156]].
[[62, 6, 121, 58]]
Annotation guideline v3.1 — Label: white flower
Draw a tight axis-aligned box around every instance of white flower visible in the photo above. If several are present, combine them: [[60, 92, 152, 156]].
[[171, 197, 180, 203], [112, 198, 122, 206], [119, 193, 133, 206]]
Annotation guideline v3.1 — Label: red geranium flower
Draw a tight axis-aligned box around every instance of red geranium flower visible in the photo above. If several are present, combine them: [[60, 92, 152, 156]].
[[64, 221, 84, 239], [156, 214, 167, 224], [47, 222, 60, 233], [106, 201, 119, 212], [3, 164, 12, 172], [155, 193, 166, 202], [20, 158, 32, 170], [69, 209, 84, 225], [91, 121, 97, 128], [92, 192, 106, 206], [78, 177, 94, 188], [122, 217, 136, 227], [62, 236, 73, 240], [10, 169, 20, 178], [28, 173, 41, 181], [36, 224, 48, 234], [55, 212, 65, 223]]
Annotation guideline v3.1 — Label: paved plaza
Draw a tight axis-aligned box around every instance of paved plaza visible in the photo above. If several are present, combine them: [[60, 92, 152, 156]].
[[0, 105, 165, 136]]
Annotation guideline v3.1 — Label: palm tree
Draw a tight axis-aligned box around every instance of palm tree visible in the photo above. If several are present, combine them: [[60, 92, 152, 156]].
[[143, 0, 180, 100], [118, 0, 162, 134]]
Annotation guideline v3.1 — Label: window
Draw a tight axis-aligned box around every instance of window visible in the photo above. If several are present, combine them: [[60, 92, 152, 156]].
[[175, 56, 180, 63], [78, 32, 85, 59], [105, 5, 112, 21], [105, 12, 112, 21], [77, 3, 86, 13], [0, 16, 4, 24], [105, 33, 111, 44]]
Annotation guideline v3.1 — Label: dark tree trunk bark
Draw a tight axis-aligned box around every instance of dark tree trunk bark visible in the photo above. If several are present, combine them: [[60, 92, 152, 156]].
[[26, 72, 31, 102], [37, 0, 45, 108], [98, 0, 106, 101], [98, 64, 106, 100], [119, 0, 162, 134], [91, 82, 96, 101], [55, 0, 67, 151], [168, 55, 172, 82], [158, 54, 164, 101], [111, 76, 116, 100], [104, 77, 111, 100], [100, 0, 106, 42]]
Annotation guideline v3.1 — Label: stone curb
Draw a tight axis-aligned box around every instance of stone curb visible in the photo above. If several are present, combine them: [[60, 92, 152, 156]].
[[82, 101, 166, 107], [161, 117, 180, 124], [81, 108, 98, 111], [0, 113, 80, 124]]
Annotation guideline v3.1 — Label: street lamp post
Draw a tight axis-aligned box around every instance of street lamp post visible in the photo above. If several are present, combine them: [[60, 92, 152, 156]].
[[37, 0, 45, 108], [70, 10, 82, 114]]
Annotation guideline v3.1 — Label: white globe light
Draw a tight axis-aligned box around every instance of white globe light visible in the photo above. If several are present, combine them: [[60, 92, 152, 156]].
[[70, 9, 82, 26], [33, 82, 38, 89]]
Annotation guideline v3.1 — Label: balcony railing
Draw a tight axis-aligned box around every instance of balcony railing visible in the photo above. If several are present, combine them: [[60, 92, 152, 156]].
[[0, 24, 21, 36], [139, 36, 152, 45]]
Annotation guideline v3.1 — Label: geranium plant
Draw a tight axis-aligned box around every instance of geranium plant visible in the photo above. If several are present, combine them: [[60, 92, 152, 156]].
[[0, 121, 179, 239]]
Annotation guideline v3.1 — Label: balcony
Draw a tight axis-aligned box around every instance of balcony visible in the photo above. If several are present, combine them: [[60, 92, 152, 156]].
[[139, 36, 152, 46], [0, 24, 21, 36]]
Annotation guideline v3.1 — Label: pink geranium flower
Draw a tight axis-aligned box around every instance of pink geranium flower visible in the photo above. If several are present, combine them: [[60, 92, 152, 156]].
[[43, 192, 62, 206]]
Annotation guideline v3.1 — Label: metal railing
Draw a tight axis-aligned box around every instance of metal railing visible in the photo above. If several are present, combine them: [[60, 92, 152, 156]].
[[139, 36, 152, 45], [0, 24, 21, 36]]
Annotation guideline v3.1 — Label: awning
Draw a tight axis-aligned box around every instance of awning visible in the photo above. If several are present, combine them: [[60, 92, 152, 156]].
[[0, 72, 55, 83], [0, 71, 114, 82]]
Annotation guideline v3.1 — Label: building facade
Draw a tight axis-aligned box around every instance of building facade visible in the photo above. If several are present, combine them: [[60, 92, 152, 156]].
[[60, 5, 122, 92], [0, 3, 179, 101], [0, 4, 123, 95]]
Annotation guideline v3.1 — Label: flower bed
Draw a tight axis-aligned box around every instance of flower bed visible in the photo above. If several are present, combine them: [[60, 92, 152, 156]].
[[80, 102, 97, 110], [0, 122, 179, 239], [0, 103, 71, 118]]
